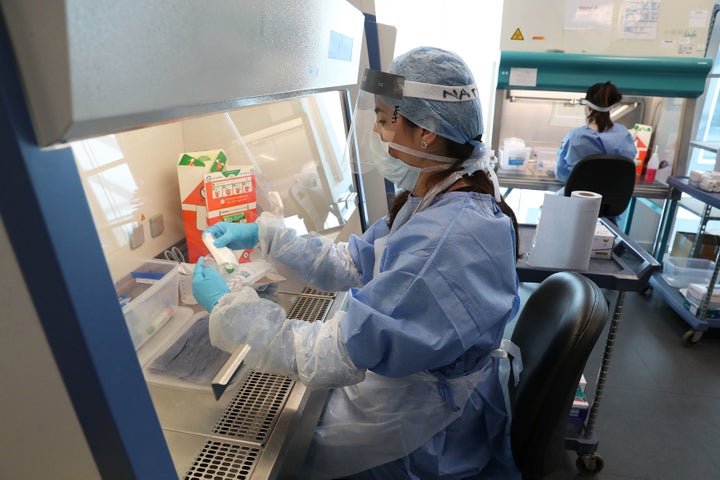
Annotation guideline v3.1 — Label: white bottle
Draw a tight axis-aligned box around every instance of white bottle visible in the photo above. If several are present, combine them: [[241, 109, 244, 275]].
[[644, 145, 659, 183]]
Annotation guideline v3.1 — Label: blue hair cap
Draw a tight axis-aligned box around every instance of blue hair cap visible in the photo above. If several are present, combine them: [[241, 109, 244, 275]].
[[388, 46, 484, 146]]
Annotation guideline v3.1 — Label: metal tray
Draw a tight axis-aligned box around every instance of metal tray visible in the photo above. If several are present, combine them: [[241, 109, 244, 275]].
[[516, 219, 661, 291]]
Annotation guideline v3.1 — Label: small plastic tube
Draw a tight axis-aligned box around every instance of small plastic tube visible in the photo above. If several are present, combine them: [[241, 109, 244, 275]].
[[203, 232, 238, 273], [145, 307, 174, 336]]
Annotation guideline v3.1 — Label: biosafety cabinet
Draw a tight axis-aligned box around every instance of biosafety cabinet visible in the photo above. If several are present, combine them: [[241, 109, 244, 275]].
[[491, 51, 712, 247], [0, 1, 377, 479], [492, 51, 712, 188]]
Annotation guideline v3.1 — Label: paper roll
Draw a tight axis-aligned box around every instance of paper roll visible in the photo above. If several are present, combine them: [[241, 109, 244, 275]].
[[527, 191, 602, 270]]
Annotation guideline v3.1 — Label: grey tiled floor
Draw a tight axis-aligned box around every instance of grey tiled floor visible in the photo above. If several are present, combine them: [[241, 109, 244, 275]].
[[517, 283, 720, 479]]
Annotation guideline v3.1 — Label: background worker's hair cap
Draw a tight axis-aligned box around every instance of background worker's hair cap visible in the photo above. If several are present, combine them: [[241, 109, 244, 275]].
[[388, 46, 484, 146]]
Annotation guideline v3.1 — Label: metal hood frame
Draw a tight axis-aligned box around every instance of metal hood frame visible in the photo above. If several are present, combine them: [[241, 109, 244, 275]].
[[0, 0, 364, 146], [497, 51, 712, 98]]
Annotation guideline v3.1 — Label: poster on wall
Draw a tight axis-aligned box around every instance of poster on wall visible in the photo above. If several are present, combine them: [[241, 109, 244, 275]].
[[564, 0, 614, 30], [620, 0, 661, 40]]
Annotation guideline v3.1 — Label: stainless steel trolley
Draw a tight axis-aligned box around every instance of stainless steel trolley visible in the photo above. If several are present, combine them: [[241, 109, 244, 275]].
[[650, 176, 720, 345]]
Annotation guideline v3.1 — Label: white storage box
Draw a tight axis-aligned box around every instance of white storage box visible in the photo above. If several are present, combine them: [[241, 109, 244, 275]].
[[591, 222, 615, 259], [661, 257, 715, 288], [499, 137, 531, 168], [499, 147, 531, 168], [115, 259, 179, 349]]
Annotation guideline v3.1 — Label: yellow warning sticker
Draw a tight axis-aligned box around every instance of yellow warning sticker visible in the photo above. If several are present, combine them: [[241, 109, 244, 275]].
[[511, 28, 524, 41]]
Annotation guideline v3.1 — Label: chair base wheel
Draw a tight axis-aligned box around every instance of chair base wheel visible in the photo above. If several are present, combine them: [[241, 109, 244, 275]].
[[682, 329, 703, 346], [576, 453, 604, 475]]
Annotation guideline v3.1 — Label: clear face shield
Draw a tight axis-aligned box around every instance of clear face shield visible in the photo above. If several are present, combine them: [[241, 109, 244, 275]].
[[341, 68, 503, 200], [342, 68, 405, 177]]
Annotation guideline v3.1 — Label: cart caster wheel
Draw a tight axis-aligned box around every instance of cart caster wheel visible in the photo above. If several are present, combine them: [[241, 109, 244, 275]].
[[576, 453, 604, 475], [682, 329, 703, 346]]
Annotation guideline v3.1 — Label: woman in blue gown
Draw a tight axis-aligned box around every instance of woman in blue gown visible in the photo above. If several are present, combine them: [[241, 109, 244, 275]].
[[555, 81, 637, 184], [192, 46, 522, 479]]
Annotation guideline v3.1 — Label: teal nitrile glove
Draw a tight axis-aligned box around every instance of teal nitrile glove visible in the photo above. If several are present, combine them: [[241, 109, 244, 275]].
[[205, 222, 259, 250], [192, 256, 231, 312]]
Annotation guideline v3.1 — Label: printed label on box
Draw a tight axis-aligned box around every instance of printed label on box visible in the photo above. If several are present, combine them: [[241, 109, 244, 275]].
[[205, 167, 257, 225], [204, 167, 257, 263]]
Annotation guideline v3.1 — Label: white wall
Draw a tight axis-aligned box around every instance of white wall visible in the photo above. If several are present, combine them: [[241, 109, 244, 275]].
[[71, 123, 187, 282], [375, 1, 504, 147], [501, 0, 715, 56]]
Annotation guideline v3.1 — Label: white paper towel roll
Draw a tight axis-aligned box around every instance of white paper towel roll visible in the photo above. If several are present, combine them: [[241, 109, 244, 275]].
[[527, 191, 602, 270]]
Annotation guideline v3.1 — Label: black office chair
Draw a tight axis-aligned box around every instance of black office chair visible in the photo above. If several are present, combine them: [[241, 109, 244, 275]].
[[564, 154, 636, 218], [509, 272, 609, 479]]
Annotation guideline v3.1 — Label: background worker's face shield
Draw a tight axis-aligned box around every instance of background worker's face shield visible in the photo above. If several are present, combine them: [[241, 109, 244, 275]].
[[343, 69, 405, 175]]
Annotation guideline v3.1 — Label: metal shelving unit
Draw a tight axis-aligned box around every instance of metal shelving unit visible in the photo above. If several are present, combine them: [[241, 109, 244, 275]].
[[650, 176, 720, 345]]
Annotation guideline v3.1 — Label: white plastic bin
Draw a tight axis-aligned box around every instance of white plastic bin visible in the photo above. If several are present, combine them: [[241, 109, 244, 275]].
[[115, 259, 179, 349], [661, 257, 715, 288]]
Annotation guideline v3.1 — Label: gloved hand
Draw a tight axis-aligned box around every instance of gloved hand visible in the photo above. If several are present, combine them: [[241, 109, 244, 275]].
[[205, 222, 259, 250], [192, 256, 231, 312]]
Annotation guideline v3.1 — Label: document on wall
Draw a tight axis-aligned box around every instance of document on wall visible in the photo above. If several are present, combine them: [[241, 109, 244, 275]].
[[564, 0, 614, 30], [620, 0, 661, 40], [689, 10, 709, 29]]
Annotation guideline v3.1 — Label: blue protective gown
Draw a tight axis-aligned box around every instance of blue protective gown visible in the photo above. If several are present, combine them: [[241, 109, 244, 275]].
[[307, 191, 521, 479], [218, 189, 522, 478], [555, 124, 637, 183]]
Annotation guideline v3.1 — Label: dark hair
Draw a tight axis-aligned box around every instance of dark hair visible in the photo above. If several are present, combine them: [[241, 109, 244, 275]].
[[585, 81, 622, 132], [386, 127, 520, 259]]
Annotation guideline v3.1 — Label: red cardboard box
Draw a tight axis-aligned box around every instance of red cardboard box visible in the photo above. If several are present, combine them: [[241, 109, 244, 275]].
[[631, 124, 652, 175], [177, 150, 227, 262]]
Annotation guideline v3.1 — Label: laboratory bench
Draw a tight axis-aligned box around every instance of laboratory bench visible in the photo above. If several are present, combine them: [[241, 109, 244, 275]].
[[649, 176, 720, 345], [497, 164, 669, 234], [497, 163, 669, 199]]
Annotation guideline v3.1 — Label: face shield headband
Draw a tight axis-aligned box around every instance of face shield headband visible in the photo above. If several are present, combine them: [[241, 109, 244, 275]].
[[343, 68, 499, 197], [580, 98, 612, 113]]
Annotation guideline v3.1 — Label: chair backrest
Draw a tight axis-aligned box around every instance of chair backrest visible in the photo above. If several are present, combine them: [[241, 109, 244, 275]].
[[564, 154, 636, 218], [509, 272, 609, 479]]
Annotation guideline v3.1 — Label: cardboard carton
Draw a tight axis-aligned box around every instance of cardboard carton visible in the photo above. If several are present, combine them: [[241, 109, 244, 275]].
[[591, 222, 615, 259], [670, 231, 720, 262], [177, 150, 227, 262], [630, 124, 652, 175]]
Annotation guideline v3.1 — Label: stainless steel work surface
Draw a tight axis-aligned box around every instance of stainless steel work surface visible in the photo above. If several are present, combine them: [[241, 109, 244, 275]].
[[143, 288, 344, 478], [498, 165, 669, 199], [156, 376, 319, 480]]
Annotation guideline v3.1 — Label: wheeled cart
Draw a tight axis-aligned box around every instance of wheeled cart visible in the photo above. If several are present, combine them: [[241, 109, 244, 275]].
[[516, 219, 661, 474], [650, 176, 720, 345]]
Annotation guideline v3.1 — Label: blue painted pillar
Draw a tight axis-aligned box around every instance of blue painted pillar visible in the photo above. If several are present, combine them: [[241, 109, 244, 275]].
[[0, 10, 175, 479]]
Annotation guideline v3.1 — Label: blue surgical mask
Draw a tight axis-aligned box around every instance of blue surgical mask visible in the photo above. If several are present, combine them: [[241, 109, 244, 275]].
[[377, 154, 424, 192], [368, 132, 447, 192]]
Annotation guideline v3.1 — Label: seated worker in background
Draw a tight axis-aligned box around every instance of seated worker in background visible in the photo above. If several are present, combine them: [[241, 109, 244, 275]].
[[192, 46, 522, 479], [555, 81, 637, 184]]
